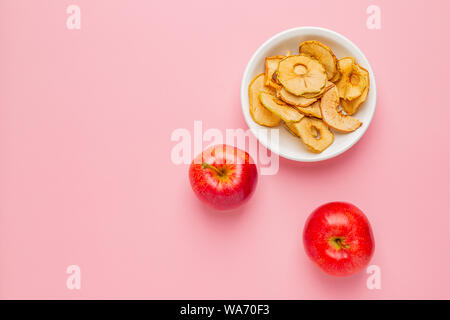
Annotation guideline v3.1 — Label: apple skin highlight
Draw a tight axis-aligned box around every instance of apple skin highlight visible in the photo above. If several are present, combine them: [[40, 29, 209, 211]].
[[303, 202, 375, 277], [189, 144, 258, 211]]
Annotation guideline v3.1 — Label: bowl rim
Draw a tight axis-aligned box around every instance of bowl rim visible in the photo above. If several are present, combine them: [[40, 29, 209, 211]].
[[240, 26, 377, 162]]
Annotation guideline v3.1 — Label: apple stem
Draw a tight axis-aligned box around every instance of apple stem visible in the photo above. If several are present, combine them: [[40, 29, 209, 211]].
[[201, 162, 223, 176], [330, 237, 350, 250], [336, 238, 349, 249]]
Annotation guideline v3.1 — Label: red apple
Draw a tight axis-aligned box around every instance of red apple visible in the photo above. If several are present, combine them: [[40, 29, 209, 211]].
[[189, 144, 258, 211], [303, 202, 375, 277]]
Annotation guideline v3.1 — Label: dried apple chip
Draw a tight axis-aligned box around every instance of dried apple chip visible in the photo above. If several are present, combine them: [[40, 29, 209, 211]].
[[335, 57, 367, 101], [340, 65, 370, 115], [259, 92, 303, 123], [286, 117, 334, 153], [277, 55, 327, 97], [320, 84, 362, 132], [284, 121, 300, 137], [299, 40, 338, 80], [248, 74, 280, 127], [264, 56, 285, 89]]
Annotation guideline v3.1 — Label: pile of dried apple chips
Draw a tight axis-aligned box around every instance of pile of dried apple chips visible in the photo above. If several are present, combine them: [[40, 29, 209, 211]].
[[248, 40, 370, 153]]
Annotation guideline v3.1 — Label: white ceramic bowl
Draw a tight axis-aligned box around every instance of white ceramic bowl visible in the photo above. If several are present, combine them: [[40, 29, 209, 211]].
[[241, 27, 377, 162]]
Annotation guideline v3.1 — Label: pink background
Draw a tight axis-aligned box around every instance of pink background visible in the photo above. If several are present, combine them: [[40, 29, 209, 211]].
[[1, 0, 450, 299]]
